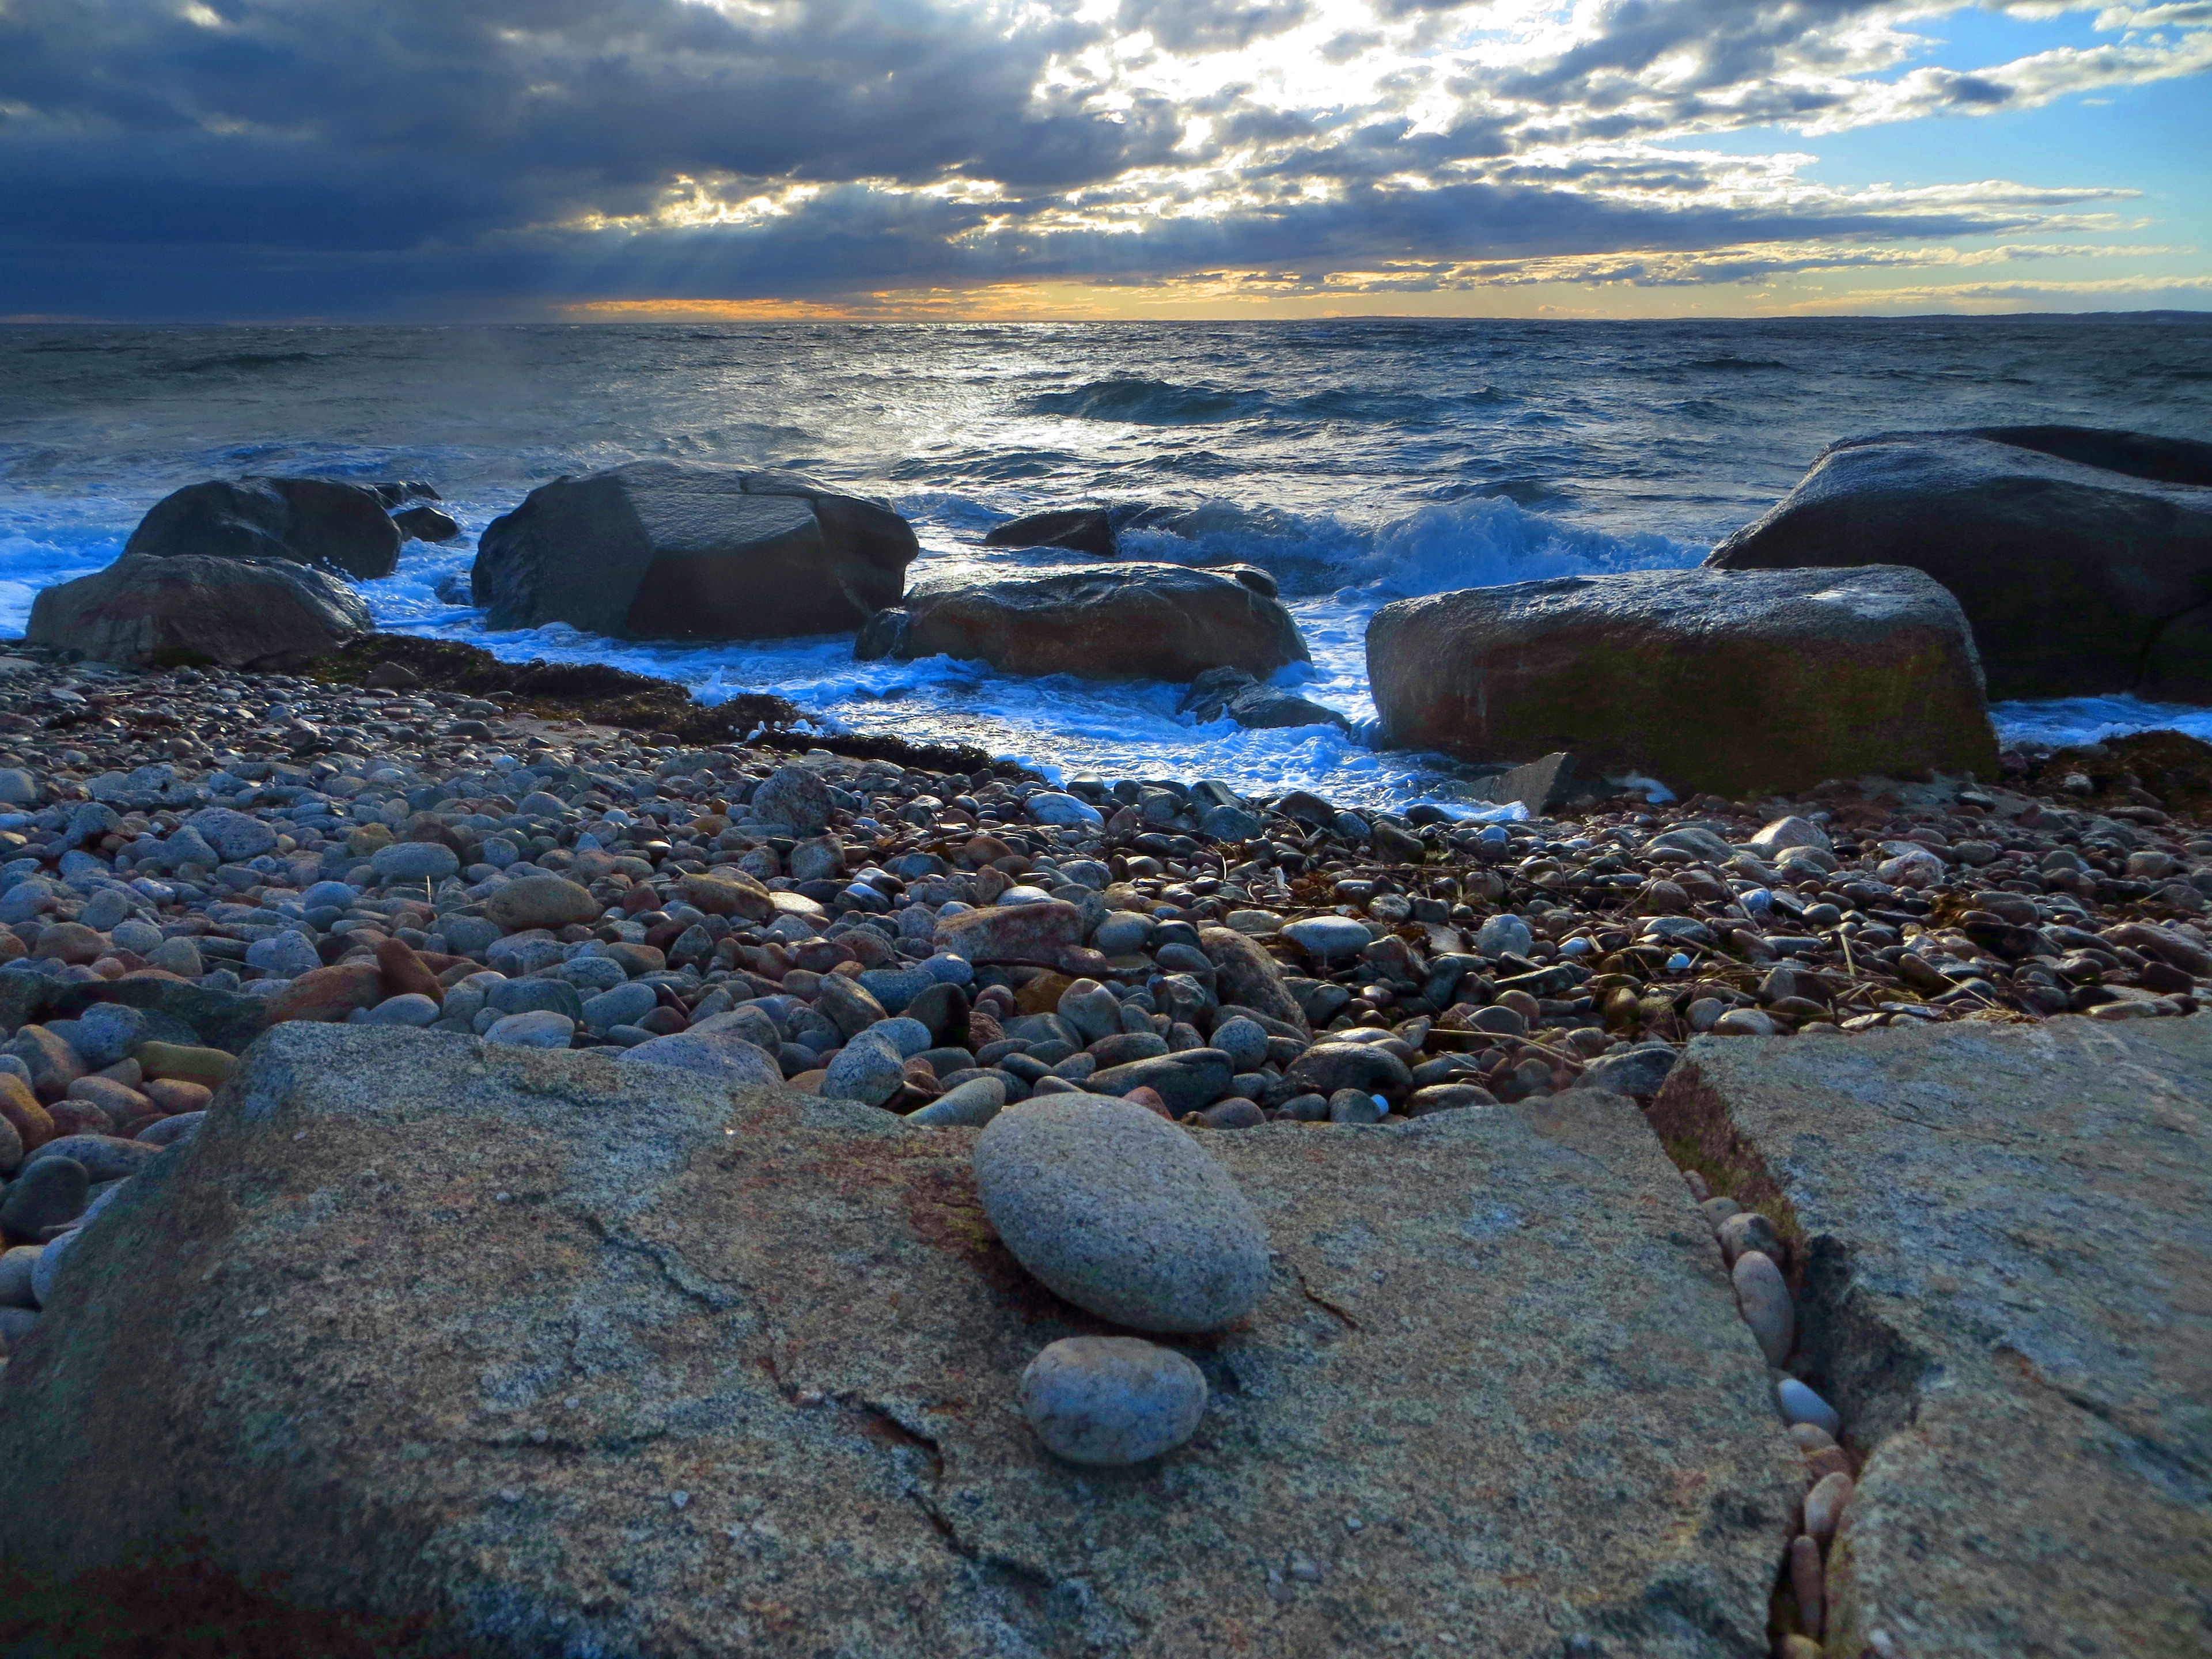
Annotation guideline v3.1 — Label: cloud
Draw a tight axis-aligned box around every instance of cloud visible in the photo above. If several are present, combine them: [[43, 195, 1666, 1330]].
[[0, 0, 2203, 316]]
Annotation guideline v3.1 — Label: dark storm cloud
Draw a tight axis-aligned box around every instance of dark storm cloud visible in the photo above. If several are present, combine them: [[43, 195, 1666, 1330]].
[[0, 0, 2177, 316]]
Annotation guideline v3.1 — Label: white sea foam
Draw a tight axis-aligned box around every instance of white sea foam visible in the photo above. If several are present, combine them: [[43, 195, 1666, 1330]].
[[1992, 695, 2212, 751]]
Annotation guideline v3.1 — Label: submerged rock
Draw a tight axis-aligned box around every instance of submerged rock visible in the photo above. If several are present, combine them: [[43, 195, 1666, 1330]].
[[982, 506, 1118, 558]]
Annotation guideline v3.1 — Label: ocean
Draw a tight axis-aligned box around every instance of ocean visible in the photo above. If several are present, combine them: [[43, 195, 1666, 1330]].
[[4, 315, 2210, 806]]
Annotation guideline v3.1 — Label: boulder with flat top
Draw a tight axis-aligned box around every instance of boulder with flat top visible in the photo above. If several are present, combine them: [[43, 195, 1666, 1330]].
[[1366, 564, 1997, 798], [857, 562, 1307, 683], [0, 1026, 1801, 1658]]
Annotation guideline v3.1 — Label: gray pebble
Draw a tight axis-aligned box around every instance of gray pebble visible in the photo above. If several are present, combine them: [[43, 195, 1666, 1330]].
[[907, 1075, 1007, 1128], [1731, 1249, 1794, 1365], [973, 1093, 1270, 1334], [1020, 1336, 1207, 1465], [483, 1010, 577, 1048]]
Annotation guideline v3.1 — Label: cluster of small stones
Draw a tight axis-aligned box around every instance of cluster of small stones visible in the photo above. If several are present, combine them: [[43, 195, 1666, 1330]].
[[2, 647, 2210, 1633], [1676, 1164, 1881, 1659]]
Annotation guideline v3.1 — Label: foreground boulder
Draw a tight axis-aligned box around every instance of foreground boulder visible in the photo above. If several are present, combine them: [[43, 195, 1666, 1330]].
[[1705, 426, 2212, 702], [1650, 1014, 2212, 1658], [123, 476, 402, 580], [472, 461, 918, 641], [857, 563, 1308, 682], [0, 1027, 1797, 1656], [25, 551, 372, 671], [1366, 565, 1998, 798]]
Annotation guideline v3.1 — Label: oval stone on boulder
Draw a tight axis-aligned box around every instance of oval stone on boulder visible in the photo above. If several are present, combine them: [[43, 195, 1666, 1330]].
[[1020, 1336, 1207, 1466], [1366, 565, 1999, 799], [472, 461, 918, 642], [972, 1092, 1270, 1333], [856, 563, 1309, 683]]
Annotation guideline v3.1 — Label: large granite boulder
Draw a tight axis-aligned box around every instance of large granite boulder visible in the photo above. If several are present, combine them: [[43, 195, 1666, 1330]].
[[25, 551, 372, 671], [0, 1025, 1799, 1657], [1705, 426, 2212, 702], [857, 563, 1308, 682], [472, 461, 918, 641], [123, 476, 402, 580], [1366, 565, 1998, 798], [1650, 1014, 2212, 1659]]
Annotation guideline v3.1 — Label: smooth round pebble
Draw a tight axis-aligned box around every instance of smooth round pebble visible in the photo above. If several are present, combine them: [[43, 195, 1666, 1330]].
[[1731, 1249, 1795, 1365], [1777, 1377, 1841, 1436], [1019, 1336, 1207, 1465], [483, 1010, 577, 1048], [972, 1093, 1270, 1334], [362, 994, 441, 1027]]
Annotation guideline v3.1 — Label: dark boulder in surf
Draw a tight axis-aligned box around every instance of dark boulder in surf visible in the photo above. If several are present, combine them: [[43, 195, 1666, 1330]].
[[471, 462, 918, 642], [982, 506, 1119, 558], [124, 477, 402, 581], [1706, 426, 2212, 703], [857, 563, 1308, 683]]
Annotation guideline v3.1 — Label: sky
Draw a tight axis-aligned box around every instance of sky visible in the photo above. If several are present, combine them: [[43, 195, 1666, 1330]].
[[0, 0, 2207, 321]]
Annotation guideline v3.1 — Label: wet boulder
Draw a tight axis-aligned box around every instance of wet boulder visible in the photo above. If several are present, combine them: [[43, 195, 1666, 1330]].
[[26, 552, 373, 672], [1177, 666, 1350, 732], [391, 505, 460, 543], [982, 506, 1118, 558], [123, 476, 401, 580], [1705, 426, 2212, 702], [857, 563, 1307, 683], [1366, 565, 1997, 799], [472, 461, 919, 641]]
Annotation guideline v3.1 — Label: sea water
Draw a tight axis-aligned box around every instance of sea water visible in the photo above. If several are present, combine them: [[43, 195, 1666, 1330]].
[[3, 315, 2209, 807]]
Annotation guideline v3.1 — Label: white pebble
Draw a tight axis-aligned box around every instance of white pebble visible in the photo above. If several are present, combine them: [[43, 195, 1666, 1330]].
[[1777, 1377, 1840, 1436]]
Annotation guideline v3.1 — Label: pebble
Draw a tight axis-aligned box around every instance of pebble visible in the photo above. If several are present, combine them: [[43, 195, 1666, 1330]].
[[1281, 916, 1371, 960], [906, 1075, 1007, 1127], [972, 1092, 1271, 1332], [359, 993, 441, 1027], [618, 1030, 783, 1089], [1778, 1378, 1842, 1436], [0, 1244, 41, 1308], [1718, 1214, 1791, 1277], [1802, 1471, 1854, 1544], [1018, 1336, 1207, 1465], [1730, 1249, 1794, 1365], [483, 1010, 578, 1048], [0, 1157, 87, 1236], [823, 1033, 906, 1107]]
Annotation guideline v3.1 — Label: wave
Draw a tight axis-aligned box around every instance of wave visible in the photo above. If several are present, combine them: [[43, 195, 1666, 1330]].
[[171, 351, 327, 374], [1687, 355, 1792, 371], [1113, 493, 1695, 599], [1015, 377, 1266, 425]]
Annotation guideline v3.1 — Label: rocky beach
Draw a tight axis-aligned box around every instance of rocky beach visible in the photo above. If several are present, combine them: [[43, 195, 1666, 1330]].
[[0, 385, 2208, 1657]]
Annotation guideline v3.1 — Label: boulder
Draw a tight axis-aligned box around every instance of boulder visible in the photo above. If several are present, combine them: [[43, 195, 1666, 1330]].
[[121, 476, 402, 580], [856, 563, 1308, 683], [982, 506, 1117, 557], [1650, 1014, 2212, 1658], [25, 552, 372, 672], [1366, 565, 1998, 799], [1176, 666, 1350, 732], [390, 505, 461, 543], [1705, 426, 2212, 702], [472, 461, 918, 641], [0, 1028, 1800, 1657]]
